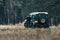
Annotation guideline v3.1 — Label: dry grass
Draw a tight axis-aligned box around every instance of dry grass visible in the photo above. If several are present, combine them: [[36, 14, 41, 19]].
[[0, 23, 25, 29], [0, 24, 60, 40], [0, 28, 51, 40]]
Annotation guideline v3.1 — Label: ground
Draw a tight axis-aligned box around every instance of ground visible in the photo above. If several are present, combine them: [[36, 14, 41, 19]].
[[0, 23, 60, 40]]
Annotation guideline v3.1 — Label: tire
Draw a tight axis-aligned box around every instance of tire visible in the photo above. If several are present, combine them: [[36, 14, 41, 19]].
[[44, 24, 49, 28], [24, 22, 29, 28], [24, 21, 32, 28]]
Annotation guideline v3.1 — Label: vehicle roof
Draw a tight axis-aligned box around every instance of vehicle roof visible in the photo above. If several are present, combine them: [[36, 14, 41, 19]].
[[29, 12, 48, 15]]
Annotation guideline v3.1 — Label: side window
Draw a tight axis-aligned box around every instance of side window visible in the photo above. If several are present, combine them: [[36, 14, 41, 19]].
[[32, 15, 35, 18], [46, 14, 49, 18]]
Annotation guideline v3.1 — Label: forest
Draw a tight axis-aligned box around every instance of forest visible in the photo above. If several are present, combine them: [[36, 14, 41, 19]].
[[0, 0, 60, 25]]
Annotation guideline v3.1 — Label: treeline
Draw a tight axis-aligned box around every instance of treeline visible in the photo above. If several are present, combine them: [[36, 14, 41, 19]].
[[0, 0, 60, 25]]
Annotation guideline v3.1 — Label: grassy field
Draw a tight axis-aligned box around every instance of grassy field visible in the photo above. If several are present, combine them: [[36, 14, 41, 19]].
[[0, 24, 60, 40]]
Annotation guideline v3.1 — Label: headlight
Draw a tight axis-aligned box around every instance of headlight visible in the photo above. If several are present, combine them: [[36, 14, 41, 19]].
[[34, 20, 38, 23], [41, 19, 45, 23]]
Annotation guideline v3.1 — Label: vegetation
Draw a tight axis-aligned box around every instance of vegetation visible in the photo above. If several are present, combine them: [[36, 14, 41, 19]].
[[0, 28, 60, 40], [0, 0, 60, 25]]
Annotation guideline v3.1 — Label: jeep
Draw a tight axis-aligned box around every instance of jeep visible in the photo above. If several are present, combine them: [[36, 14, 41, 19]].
[[24, 12, 49, 28]]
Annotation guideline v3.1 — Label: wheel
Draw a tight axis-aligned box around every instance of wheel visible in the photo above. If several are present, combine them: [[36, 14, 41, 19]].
[[24, 21, 32, 28], [44, 24, 49, 28], [24, 22, 29, 28]]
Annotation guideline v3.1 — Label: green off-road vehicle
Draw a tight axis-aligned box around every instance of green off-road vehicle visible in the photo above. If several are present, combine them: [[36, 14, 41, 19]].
[[24, 12, 49, 28]]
